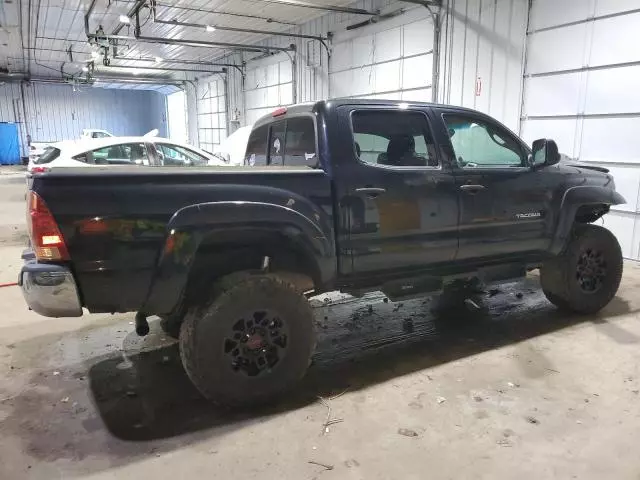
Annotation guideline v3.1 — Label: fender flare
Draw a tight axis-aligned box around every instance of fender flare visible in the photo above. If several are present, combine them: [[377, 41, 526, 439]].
[[140, 200, 335, 314], [549, 185, 625, 255]]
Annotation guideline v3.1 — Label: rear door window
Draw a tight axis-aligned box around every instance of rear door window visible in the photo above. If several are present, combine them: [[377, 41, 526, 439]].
[[87, 143, 150, 165], [351, 110, 438, 168]]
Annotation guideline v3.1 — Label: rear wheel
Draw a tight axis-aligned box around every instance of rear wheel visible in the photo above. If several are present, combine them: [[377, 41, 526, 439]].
[[179, 273, 315, 407], [541, 224, 623, 314]]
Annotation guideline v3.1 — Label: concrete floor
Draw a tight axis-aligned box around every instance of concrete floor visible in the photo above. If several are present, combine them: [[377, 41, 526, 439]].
[[2, 169, 640, 479]]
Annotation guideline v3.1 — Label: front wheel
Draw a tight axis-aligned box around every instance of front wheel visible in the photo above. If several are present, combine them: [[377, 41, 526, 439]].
[[179, 273, 315, 407], [541, 224, 623, 314]]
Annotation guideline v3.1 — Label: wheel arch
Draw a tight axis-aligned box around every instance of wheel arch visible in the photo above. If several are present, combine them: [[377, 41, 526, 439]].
[[549, 186, 625, 255], [140, 200, 336, 315]]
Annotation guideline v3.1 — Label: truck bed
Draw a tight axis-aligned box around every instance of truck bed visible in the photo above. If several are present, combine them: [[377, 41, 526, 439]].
[[30, 166, 332, 313]]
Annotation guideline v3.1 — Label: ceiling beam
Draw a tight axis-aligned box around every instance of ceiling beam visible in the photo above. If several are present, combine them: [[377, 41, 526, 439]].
[[113, 54, 245, 74], [153, 18, 329, 53], [85, 33, 294, 54], [93, 76, 183, 86], [136, 35, 294, 54], [113, 0, 148, 35], [114, 55, 239, 68], [153, 1, 298, 27], [153, 18, 327, 42], [258, 0, 378, 15], [99, 64, 226, 74]]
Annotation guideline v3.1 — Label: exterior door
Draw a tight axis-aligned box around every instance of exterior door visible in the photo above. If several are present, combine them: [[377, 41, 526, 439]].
[[335, 106, 459, 278], [436, 109, 557, 261]]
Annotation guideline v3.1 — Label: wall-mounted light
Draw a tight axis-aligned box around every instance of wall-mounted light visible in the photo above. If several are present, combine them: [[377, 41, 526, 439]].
[[205, 25, 216, 32], [119, 15, 131, 24]]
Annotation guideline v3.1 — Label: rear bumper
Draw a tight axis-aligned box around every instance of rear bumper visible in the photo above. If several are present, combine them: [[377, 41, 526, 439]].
[[18, 254, 83, 318]]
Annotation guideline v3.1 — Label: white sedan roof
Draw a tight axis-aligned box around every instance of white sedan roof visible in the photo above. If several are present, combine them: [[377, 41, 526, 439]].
[[50, 136, 212, 159]]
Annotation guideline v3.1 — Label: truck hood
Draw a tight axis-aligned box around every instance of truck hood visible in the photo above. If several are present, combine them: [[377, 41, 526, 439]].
[[559, 154, 609, 173]]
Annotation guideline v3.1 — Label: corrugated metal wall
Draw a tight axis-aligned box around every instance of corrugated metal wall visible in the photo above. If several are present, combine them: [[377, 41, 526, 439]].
[[204, 0, 527, 135], [439, 0, 529, 132], [329, 7, 434, 101], [244, 52, 294, 125], [521, 0, 640, 260], [0, 82, 167, 156]]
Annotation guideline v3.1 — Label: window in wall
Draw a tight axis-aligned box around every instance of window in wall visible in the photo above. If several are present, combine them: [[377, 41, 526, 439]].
[[156, 143, 209, 166], [351, 111, 438, 167], [197, 78, 227, 152], [87, 143, 150, 165], [443, 114, 524, 167]]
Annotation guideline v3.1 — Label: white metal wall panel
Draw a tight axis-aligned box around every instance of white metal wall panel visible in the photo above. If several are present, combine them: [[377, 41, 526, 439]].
[[522, 0, 640, 259], [438, 0, 529, 132], [328, 8, 434, 102], [197, 76, 227, 152], [244, 53, 294, 125]]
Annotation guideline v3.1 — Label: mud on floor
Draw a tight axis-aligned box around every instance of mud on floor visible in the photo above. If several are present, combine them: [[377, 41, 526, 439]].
[[0, 275, 636, 477]]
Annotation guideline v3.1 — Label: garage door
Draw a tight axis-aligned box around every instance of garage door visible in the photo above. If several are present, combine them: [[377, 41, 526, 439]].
[[329, 9, 434, 102], [521, 0, 640, 259], [197, 76, 227, 152], [244, 53, 294, 125]]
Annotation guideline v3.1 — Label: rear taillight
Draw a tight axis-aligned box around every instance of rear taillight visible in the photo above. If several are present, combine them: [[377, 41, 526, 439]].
[[30, 166, 48, 174], [27, 191, 69, 261]]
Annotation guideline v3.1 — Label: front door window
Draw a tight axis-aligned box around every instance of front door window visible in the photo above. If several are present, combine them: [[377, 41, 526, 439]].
[[443, 115, 525, 168]]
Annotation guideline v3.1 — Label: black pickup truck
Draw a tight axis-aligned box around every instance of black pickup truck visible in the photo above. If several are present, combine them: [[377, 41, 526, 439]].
[[20, 99, 625, 407]]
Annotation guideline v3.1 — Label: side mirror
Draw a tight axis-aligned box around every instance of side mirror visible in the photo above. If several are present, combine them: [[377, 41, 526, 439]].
[[530, 139, 560, 168]]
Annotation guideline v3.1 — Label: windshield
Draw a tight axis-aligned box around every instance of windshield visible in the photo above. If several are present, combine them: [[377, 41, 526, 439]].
[[156, 144, 210, 166]]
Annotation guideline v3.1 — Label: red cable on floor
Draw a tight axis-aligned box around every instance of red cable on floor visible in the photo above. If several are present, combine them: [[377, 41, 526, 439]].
[[0, 282, 18, 288]]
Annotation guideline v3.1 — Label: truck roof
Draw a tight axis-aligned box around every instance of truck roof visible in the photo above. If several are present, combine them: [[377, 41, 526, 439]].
[[253, 98, 480, 128]]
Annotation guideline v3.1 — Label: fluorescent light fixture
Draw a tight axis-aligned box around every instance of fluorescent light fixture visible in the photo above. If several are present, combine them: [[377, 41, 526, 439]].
[[154, 56, 163, 63], [205, 25, 216, 32], [82, 66, 89, 72], [119, 15, 131, 24]]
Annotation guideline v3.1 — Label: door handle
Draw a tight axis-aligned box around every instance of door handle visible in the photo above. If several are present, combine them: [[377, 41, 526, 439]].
[[459, 184, 486, 194], [356, 187, 386, 197]]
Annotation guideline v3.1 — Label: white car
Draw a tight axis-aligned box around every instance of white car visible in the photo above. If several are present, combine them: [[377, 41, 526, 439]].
[[28, 136, 228, 173], [213, 125, 252, 166], [81, 129, 113, 139], [28, 140, 56, 164]]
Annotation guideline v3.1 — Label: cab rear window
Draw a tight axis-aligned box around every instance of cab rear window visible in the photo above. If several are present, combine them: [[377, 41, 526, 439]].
[[244, 117, 317, 167]]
